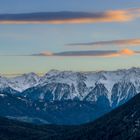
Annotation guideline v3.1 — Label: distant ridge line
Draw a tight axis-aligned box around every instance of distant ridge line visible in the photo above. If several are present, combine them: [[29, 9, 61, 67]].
[[0, 73, 44, 77], [0, 67, 140, 77]]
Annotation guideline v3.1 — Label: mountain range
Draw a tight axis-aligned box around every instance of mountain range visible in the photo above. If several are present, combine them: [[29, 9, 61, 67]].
[[0, 67, 140, 124]]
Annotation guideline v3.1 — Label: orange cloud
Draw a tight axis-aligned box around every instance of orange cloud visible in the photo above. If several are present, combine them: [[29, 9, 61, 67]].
[[40, 51, 53, 56], [105, 49, 135, 57], [35, 49, 139, 58], [119, 49, 135, 55], [0, 8, 140, 24], [67, 38, 140, 47]]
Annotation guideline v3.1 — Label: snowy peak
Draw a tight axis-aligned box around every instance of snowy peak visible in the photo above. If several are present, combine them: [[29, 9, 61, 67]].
[[0, 67, 140, 106], [0, 72, 40, 92], [10, 72, 40, 92]]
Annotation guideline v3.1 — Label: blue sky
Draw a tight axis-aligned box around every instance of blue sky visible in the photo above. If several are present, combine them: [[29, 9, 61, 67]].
[[0, 0, 140, 75], [0, 0, 137, 13]]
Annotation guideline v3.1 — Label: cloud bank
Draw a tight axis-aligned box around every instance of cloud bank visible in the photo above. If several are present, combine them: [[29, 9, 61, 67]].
[[67, 38, 140, 47], [0, 8, 140, 24], [35, 49, 139, 57]]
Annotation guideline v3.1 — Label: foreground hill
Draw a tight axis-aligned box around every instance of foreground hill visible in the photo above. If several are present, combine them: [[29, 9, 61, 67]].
[[1, 93, 140, 140], [0, 117, 76, 140], [55, 93, 140, 140]]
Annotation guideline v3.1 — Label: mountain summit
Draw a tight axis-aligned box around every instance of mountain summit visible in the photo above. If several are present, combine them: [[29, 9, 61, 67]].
[[0, 67, 140, 124]]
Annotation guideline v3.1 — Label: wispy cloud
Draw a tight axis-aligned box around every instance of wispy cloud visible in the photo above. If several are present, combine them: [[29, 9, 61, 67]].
[[0, 8, 140, 24], [37, 50, 117, 57], [67, 38, 140, 47], [34, 49, 140, 57]]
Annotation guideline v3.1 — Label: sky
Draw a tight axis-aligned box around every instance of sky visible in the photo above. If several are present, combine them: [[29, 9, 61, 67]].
[[0, 0, 140, 75]]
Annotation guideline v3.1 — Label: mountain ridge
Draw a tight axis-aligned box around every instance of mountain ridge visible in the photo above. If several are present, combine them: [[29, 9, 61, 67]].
[[0, 67, 140, 124], [1, 67, 140, 104]]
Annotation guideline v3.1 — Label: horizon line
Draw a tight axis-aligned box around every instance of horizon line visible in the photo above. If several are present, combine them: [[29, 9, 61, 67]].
[[0, 67, 140, 77]]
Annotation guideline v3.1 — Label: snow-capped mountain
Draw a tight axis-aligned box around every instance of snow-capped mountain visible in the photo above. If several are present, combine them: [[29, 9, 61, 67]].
[[10, 72, 40, 92], [0, 72, 40, 93], [1, 67, 140, 105], [21, 67, 139, 106], [0, 67, 140, 124]]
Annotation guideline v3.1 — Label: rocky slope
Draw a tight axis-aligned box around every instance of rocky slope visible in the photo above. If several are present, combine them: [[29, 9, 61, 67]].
[[54, 92, 140, 140]]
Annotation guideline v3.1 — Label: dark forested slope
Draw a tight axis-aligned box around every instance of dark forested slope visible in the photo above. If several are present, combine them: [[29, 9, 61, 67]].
[[1, 93, 140, 140]]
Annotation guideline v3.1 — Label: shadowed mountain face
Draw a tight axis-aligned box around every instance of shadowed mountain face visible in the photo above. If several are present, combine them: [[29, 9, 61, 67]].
[[0, 92, 111, 124], [0, 67, 140, 124], [54, 93, 140, 140], [1, 93, 140, 140]]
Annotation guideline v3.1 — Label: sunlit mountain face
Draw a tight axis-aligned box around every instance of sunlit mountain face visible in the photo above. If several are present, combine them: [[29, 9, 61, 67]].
[[0, 0, 140, 140]]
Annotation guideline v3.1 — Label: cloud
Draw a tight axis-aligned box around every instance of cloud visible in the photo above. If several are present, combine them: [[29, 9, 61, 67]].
[[34, 49, 139, 57], [67, 38, 140, 47], [35, 50, 117, 57], [0, 8, 140, 24], [105, 49, 135, 57], [40, 51, 53, 56], [119, 49, 135, 55]]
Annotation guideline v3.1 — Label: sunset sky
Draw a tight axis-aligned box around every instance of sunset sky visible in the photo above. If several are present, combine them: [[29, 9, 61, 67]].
[[0, 0, 140, 75]]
